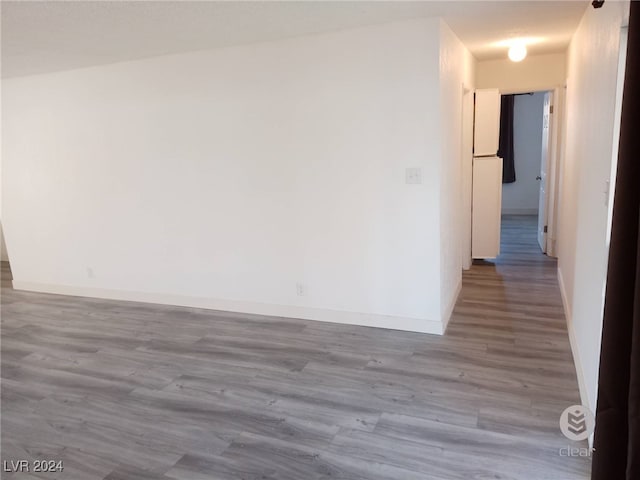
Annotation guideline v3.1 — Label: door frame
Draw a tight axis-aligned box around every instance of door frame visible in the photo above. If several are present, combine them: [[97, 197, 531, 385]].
[[461, 84, 474, 270], [545, 86, 565, 257], [538, 91, 553, 254]]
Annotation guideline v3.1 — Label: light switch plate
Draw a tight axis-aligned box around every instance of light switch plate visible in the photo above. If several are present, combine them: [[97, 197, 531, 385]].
[[405, 167, 422, 185]]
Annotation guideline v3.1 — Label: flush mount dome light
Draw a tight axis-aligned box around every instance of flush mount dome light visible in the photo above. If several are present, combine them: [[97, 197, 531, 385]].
[[508, 42, 527, 62]]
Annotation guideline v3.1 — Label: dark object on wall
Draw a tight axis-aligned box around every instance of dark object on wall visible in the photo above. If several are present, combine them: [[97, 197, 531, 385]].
[[592, 0, 605, 9], [592, 2, 640, 479], [497, 94, 516, 183]]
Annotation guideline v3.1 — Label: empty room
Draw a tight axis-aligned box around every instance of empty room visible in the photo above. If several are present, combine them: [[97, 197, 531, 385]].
[[1, 1, 639, 479]]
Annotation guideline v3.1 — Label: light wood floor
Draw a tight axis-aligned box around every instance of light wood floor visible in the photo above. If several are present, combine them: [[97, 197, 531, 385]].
[[1, 215, 590, 479]]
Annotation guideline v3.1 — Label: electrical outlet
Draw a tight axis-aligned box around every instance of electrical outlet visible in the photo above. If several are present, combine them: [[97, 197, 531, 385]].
[[86, 267, 95, 279], [296, 283, 306, 296], [405, 167, 422, 185]]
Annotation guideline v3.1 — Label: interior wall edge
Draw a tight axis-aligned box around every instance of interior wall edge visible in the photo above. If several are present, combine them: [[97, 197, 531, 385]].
[[440, 277, 462, 334]]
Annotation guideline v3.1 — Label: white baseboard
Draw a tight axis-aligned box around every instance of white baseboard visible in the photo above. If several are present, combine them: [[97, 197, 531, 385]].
[[557, 267, 590, 411], [501, 208, 538, 215], [441, 278, 462, 333], [12, 280, 445, 335]]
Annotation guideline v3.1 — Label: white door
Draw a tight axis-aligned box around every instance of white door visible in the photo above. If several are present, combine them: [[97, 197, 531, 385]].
[[472, 156, 503, 259], [473, 89, 501, 156], [538, 92, 553, 252]]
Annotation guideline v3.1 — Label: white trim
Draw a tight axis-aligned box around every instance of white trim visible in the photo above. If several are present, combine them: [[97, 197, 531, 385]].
[[441, 278, 462, 333], [557, 267, 589, 411], [461, 86, 474, 271], [12, 280, 445, 335], [546, 86, 565, 258]]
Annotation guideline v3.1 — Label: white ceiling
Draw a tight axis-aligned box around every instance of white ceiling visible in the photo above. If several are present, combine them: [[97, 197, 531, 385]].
[[1, 1, 588, 78]]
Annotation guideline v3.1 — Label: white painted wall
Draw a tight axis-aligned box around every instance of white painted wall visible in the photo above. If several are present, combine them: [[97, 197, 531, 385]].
[[502, 92, 545, 215], [557, 0, 630, 413], [0, 141, 6, 262], [476, 53, 567, 93], [0, 80, 6, 262], [438, 20, 474, 326], [3, 18, 472, 334]]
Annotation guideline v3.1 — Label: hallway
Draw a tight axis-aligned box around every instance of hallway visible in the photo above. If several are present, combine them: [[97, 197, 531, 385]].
[[447, 214, 590, 476], [0, 216, 589, 479]]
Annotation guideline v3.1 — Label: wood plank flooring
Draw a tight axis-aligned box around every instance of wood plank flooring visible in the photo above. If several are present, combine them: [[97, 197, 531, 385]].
[[1, 215, 591, 479]]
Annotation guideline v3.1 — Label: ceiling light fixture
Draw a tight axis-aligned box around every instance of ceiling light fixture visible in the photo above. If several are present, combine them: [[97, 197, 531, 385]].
[[508, 41, 527, 62]]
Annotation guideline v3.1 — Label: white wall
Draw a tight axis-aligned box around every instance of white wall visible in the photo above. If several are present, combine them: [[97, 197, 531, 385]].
[[3, 18, 471, 334], [502, 92, 545, 215], [558, 0, 630, 413], [0, 140, 6, 262], [476, 53, 567, 93], [0, 80, 6, 262], [438, 20, 474, 323]]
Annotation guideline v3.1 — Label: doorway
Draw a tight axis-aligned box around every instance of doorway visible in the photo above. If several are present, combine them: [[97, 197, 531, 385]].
[[500, 89, 559, 256]]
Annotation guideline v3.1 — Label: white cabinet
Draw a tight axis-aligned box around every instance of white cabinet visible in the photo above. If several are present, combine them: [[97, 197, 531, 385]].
[[474, 89, 501, 157], [472, 156, 503, 259], [471, 88, 502, 259]]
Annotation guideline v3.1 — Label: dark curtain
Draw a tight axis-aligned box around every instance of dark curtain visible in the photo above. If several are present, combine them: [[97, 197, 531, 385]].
[[498, 94, 516, 183], [591, 2, 640, 479]]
